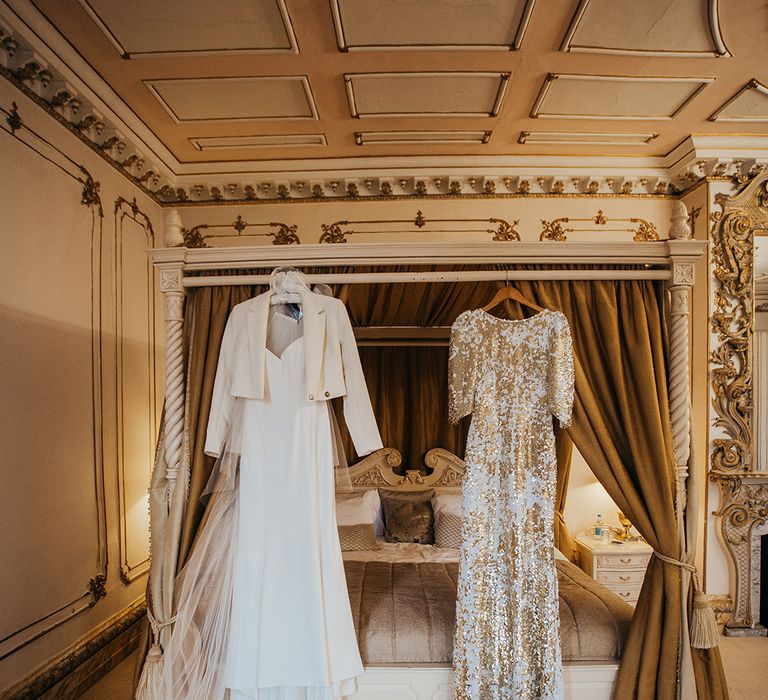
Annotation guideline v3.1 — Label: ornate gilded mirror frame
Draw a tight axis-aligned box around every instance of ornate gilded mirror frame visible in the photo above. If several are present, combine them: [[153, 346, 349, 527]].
[[709, 169, 768, 633]]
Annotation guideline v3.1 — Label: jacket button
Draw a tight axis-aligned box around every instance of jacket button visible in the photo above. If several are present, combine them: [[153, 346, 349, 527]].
[[324, 391, 330, 397], [308, 394, 314, 400]]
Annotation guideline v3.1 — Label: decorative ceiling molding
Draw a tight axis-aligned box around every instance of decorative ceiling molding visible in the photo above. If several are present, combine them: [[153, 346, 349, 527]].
[[76, 0, 298, 58], [519, 131, 657, 146], [710, 79, 768, 122], [1, 5, 768, 207], [330, 0, 535, 51], [355, 130, 492, 146], [531, 74, 713, 120], [344, 72, 510, 118], [144, 76, 318, 123], [191, 134, 327, 151], [561, 0, 730, 57]]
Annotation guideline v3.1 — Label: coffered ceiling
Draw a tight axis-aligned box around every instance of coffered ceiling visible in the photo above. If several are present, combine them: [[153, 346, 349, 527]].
[[14, 0, 767, 171]]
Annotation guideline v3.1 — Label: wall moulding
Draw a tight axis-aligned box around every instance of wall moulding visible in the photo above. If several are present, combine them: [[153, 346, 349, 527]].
[[113, 196, 158, 584], [3, 599, 146, 699], [0, 100, 108, 660]]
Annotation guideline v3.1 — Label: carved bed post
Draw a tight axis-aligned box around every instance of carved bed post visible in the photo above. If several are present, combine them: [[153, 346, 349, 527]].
[[668, 201, 694, 529], [157, 211, 187, 619]]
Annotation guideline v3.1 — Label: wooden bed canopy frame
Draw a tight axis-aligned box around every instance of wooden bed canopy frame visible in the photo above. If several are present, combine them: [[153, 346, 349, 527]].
[[148, 201, 706, 698]]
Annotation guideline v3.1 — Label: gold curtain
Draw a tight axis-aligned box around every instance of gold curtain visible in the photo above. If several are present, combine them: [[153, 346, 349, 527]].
[[177, 283, 259, 566], [333, 346, 470, 468], [511, 279, 726, 700], [554, 426, 575, 562]]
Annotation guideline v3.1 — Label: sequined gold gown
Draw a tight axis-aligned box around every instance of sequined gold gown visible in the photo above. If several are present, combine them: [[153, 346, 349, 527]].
[[448, 308, 574, 700]]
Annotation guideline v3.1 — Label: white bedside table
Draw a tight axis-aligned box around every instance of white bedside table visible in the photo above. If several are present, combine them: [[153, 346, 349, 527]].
[[575, 535, 652, 607]]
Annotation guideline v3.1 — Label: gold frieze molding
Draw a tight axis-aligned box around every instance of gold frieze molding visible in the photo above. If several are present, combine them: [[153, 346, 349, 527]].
[[319, 210, 520, 244], [180, 215, 300, 247], [539, 209, 660, 241]]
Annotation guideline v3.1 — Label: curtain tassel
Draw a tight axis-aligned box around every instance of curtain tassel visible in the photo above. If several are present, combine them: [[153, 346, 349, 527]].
[[654, 551, 719, 649], [690, 574, 720, 650], [135, 610, 175, 699]]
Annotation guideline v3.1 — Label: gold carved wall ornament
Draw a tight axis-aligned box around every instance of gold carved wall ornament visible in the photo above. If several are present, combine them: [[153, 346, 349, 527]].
[[181, 215, 300, 248], [539, 210, 660, 241], [709, 176, 768, 473], [709, 170, 768, 634], [319, 210, 520, 243]]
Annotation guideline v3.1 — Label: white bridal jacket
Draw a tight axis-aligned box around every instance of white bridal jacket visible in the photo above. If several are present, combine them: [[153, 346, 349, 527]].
[[205, 285, 383, 459]]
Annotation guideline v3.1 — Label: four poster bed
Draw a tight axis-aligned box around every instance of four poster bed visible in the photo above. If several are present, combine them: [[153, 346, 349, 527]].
[[338, 447, 633, 698], [142, 213, 728, 700]]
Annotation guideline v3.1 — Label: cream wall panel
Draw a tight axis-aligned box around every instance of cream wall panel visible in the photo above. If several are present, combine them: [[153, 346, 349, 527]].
[[564, 449, 621, 537], [114, 213, 159, 583], [0, 77, 162, 691], [0, 130, 100, 640]]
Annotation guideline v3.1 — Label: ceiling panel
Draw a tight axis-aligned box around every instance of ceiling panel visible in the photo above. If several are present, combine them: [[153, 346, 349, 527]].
[[532, 74, 712, 120], [562, 0, 728, 56], [355, 131, 492, 145], [191, 134, 327, 151], [144, 77, 318, 122], [331, 0, 534, 50], [18, 0, 768, 165], [711, 80, 768, 122], [78, 0, 297, 56], [345, 72, 509, 118], [519, 131, 657, 146]]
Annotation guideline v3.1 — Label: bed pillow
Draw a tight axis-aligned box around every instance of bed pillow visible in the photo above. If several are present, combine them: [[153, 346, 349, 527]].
[[336, 490, 384, 535], [432, 493, 463, 549], [379, 489, 435, 544], [338, 523, 379, 551]]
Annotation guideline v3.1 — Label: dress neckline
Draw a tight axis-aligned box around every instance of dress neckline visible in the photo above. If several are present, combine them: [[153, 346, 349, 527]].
[[476, 307, 550, 324]]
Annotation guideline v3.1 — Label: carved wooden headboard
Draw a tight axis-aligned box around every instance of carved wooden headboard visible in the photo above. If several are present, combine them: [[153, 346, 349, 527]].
[[347, 447, 465, 493]]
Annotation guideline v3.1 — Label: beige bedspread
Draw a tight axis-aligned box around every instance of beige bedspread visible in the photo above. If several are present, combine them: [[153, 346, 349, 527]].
[[343, 558, 633, 664]]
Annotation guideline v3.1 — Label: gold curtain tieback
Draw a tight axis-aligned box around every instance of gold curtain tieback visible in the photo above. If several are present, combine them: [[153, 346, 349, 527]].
[[652, 551, 719, 649]]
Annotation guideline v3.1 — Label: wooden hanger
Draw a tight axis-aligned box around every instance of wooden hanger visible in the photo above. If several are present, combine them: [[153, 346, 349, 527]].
[[481, 273, 545, 314]]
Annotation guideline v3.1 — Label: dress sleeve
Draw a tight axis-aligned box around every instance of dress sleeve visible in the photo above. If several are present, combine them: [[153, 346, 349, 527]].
[[338, 301, 383, 457], [204, 311, 239, 457], [448, 313, 477, 424], [548, 312, 575, 428]]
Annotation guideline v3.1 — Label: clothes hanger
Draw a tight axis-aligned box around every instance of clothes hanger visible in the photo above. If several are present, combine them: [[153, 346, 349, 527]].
[[269, 266, 308, 305], [481, 271, 545, 314]]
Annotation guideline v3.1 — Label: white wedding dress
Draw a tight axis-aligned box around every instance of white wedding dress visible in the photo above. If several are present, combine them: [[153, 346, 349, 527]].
[[163, 303, 364, 700], [227, 312, 362, 698]]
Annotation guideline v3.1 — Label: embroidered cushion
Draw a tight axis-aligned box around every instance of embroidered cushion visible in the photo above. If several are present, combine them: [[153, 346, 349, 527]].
[[338, 523, 380, 551], [380, 489, 435, 544], [434, 512, 463, 549]]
